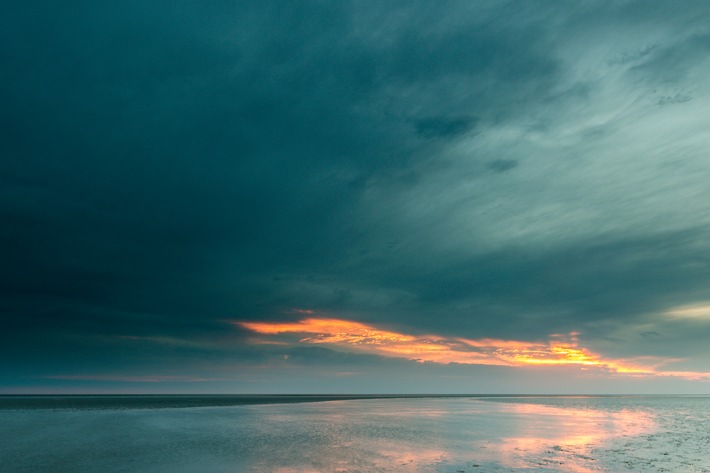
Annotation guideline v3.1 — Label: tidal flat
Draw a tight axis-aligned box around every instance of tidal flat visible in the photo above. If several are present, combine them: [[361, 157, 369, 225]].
[[1, 395, 709, 472]]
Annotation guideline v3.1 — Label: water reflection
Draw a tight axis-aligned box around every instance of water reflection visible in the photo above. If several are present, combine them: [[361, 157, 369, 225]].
[[0, 397, 662, 473], [247, 398, 657, 472], [471, 401, 656, 472]]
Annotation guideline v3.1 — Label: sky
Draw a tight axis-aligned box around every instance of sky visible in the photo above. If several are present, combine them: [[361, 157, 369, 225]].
[[3, 0, 710, 394]]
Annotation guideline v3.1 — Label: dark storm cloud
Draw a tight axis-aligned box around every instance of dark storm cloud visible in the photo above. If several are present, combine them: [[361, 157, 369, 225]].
[[487, 159, 518, 173], [261, 226, 710, 342], [3, 0, 710, 389], [413, 116, 477, 139]]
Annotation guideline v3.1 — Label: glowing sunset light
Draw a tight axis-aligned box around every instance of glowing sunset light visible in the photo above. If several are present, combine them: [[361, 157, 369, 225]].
[[239, 318, 416, 344], [235, 317, 710, 380], [512, 346, 601, 366]]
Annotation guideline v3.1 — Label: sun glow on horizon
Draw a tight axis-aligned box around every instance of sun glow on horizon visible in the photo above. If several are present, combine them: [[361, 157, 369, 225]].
[[235, 316, 710, 381]]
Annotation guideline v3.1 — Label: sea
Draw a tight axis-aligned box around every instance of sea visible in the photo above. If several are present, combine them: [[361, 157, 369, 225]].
[[1, 394, 709, 472]]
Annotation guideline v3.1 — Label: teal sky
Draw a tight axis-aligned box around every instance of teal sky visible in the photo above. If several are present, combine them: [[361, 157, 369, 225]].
[[3, 1, 710, 394]]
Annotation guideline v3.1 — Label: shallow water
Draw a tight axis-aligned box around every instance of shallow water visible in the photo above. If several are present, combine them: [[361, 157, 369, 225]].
[[1, 396, 709, 472]]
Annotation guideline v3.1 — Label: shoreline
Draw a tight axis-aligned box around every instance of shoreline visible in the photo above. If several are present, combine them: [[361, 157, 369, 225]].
[[0, 393, 694, 411]]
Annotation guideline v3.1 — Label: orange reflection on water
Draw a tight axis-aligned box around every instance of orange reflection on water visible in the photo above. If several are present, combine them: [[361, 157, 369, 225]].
[[373, 445, 449, 472], [271, 469, 323, 473], [475, 401, 656, 473], [243, 397, 660, 472], [236, 316, 710, 380]]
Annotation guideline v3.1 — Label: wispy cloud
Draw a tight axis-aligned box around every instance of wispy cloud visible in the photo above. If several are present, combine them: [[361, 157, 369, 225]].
[[665, 302, 710, 319], [45, 375, 224, 383], [237, 317, 710, 381]]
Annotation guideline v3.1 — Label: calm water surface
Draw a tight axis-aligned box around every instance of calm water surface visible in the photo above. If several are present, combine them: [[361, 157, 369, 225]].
[[1, 395, 709, 472]]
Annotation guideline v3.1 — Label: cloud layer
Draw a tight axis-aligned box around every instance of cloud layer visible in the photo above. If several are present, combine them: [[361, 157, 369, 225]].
[[237, 316, 710, 381], [3, 0, 710, 392]]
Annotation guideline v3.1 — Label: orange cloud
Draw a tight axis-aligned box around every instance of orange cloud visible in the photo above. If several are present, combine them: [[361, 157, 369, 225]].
[[236, 317, 710, 381], [240, 318, 416, 344]]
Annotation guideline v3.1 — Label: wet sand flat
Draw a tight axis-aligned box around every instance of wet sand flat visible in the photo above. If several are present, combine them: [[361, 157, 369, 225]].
[[1, 396, 709, 472]]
